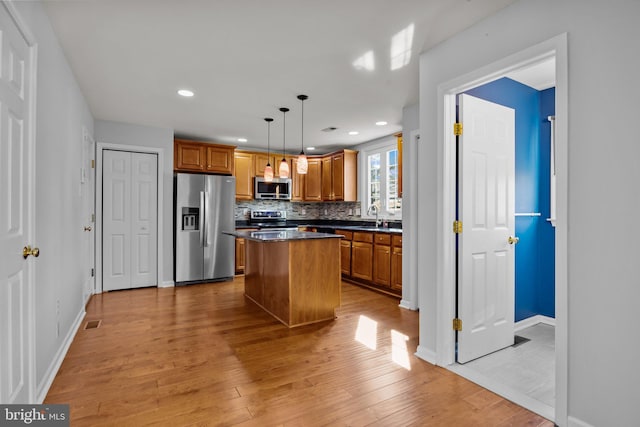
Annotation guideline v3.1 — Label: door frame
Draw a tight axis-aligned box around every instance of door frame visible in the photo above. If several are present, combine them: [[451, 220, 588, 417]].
[[434, 34, 568, 423], [95, 143, 164, 293]]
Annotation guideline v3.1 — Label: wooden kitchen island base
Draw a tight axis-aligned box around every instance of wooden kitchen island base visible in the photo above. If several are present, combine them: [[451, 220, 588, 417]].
[[243, 234, 341, 327]]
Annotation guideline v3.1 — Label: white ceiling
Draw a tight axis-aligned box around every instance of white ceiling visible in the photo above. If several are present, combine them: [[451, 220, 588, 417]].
[[43, 0, 520, 154]]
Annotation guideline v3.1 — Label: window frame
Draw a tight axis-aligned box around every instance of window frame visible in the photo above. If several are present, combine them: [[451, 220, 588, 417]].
[[358, 136, 402, 219]]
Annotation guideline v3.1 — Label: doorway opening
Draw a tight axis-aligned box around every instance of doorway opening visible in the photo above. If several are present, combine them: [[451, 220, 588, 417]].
[[435, 34, 568, 423]]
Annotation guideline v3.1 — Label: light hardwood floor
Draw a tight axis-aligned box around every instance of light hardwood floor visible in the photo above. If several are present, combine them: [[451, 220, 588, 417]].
[[45, 277, 553, 426]]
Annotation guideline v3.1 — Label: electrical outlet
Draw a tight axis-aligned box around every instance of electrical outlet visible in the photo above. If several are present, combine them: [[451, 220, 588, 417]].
[[348, 208, 353, 216], [324, 209, 328, 216], [301, 208, 306, 215]]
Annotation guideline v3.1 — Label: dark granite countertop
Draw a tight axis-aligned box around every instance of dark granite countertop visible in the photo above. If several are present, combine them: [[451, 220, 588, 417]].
[[235, 219, 402, 234], [224, 229, 342, 242]]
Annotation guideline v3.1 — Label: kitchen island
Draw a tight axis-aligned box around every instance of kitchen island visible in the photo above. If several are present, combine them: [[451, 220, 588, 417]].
[[224, 229, 343, 327]]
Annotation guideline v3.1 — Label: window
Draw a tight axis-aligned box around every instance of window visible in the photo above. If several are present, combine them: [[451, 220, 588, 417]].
[[362, 139, 401, 218]]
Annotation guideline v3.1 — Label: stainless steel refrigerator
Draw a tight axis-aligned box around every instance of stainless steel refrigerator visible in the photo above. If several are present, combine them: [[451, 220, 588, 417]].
[[174, 173, 236, 284]]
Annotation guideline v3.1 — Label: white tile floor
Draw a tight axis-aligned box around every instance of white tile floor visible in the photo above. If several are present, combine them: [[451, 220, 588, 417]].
[[464, 323, 555, 406]]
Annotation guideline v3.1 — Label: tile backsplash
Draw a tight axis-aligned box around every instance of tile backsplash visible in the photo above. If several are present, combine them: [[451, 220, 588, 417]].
[[235, 200, 362, 221]]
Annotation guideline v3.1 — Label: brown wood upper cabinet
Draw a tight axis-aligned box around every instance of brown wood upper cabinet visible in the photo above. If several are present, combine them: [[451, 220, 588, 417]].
[[174, 139, 235, 175], [234, 152, 254, 200], [304, 157, 323, 201], [291, 157, 305, 201], [321, 150, 357, 201]]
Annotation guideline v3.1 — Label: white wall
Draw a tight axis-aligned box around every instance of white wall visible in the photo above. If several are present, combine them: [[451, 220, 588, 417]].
[[12, 1, 95, 397], [417, 1, 640, 426], [94, 120, 174, 285]]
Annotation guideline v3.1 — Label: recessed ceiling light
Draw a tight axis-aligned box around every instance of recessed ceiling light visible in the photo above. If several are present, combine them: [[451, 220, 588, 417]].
[[237, 138, 247, 143], [307, 147, 315, 151], [177, 89, 194, 97], [376, 121, 388, 126], [348, 131, 359, 135]]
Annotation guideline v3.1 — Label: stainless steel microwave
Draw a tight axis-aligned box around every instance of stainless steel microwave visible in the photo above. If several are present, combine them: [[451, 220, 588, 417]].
[[254, 177, 292, 200]]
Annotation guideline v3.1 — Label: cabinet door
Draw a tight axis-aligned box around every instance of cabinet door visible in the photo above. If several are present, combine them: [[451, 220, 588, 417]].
[[175, 141, 205, 171], [206, 145, 234, 174], [304, 158, 323, 201], [332, 153, 344, 201], [291, 157, 305, 201], [321, 156, 333, 200], [235, 238, 245, 274], [234, 152, 254, 200], [391, 246, 402, 292], [373, 244, 391, 287], [351, 241, 373, 281], [254, 153, 274, 177], [340, 240, 352, 276]]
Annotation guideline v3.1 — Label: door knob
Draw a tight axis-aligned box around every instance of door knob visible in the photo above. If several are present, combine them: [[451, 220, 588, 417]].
[[23, 245, 40, 259], [84, 226, 93, 231], [508, 236, 520, 245]]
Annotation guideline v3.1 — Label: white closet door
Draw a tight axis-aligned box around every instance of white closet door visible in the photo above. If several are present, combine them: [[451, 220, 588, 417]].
[[130, 152, 157, 287], [103, 150, 132, 291], [103, 150, 157, 291]]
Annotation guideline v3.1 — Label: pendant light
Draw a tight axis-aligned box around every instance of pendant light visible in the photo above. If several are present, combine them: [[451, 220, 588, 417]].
[[264, 117, 274, 182], [296, 94, 309, 174], [279, 107, 290, 178]]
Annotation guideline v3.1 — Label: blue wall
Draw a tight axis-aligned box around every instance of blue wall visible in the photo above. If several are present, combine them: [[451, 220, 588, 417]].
[[464, 79, 556, 321]]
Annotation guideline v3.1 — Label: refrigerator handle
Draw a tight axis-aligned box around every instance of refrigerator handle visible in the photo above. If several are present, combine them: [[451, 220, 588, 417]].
[[204, 191, 210, 247], [199, 191, 205, 247]]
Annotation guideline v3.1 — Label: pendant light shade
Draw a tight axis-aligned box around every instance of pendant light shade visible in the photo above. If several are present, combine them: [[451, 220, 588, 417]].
[[264, 117, 274, 182], [296, 94, 309, 174], [279, 107, 290, 179]]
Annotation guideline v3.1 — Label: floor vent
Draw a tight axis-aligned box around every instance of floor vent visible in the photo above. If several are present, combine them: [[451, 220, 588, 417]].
[[84, 320, 101, 330]]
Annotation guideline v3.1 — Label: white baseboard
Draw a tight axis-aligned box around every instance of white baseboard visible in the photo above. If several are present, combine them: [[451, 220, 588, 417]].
[[414, 345, 437, 365], [515, 314, 556, 332], [399, 299, 417, 310], [159, 280, 175, 288], [36, 307, 86, 403], [568, 415, 595, 427]]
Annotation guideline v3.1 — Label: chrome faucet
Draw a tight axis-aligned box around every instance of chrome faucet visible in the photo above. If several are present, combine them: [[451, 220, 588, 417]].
[[367, 204, 381, 228]]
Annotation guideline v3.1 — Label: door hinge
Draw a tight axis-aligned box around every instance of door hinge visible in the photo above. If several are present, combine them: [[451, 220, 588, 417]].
[[453, 318, 462, 331], [91, 268, 95, 277], [91, 159, 95, 169], [454, 122, 463, 136], [91, 213, 95, 223], [453, 220, 463, 234]]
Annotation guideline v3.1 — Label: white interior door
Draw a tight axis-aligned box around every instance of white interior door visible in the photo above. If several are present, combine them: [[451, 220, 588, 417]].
[[457, 93, 516, 364], [0, 3, 34, 403], [103, 150, 157, 291]]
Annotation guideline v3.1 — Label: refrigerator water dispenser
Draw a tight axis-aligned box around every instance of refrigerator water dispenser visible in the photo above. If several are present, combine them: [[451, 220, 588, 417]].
[[181, 207, 199, 231]]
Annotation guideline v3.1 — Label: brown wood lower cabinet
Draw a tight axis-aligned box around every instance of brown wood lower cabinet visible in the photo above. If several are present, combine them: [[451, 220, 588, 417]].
[[235, 238, 245, 274], [390, 234, 402, 292], [335, 230, 353, 276], [351, 232, 373, 282], [340, 230, 402, 296], [235, 228, 257, 274]]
